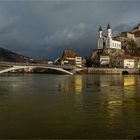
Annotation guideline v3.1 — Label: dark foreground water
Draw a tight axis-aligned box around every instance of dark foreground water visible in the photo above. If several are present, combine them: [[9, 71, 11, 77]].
[[0, 74, 140, 139]]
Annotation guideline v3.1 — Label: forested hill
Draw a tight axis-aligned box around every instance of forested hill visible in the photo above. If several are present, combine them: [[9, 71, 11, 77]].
[[0, 47, 37, 63]]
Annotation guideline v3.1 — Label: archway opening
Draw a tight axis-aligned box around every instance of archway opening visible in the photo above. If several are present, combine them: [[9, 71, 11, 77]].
[[122, 71, 129, 75]]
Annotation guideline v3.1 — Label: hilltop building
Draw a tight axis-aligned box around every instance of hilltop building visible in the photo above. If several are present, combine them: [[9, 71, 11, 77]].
[[91, 23, 140, 68], [132, 23, 140, 38], [113, 23, 140, 48], [120, 23, 140, 47], [98, 24, 121, 50]]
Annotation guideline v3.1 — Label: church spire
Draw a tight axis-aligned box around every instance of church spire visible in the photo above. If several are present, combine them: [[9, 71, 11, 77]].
[[98, 25, 103, 49], [99, 25, 102, 31], [107, 24, 111, 29]]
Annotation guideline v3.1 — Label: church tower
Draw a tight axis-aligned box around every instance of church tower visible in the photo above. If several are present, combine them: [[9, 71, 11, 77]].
[[98, 25, 103, 49], [106, 24, 112, 48]]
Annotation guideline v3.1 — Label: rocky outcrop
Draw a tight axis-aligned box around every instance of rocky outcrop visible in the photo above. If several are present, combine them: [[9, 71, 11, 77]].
[[90, 48, 125, 66]]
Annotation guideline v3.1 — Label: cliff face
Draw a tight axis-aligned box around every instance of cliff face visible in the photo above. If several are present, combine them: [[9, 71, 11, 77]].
[[0, 48, 37, 63]]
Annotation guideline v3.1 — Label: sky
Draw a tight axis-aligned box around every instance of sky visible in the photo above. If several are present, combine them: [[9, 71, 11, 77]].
[[0, 0, 140, 60]]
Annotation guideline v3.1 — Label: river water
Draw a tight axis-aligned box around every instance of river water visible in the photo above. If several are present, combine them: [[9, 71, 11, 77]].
[[0, 74, 140, 139]]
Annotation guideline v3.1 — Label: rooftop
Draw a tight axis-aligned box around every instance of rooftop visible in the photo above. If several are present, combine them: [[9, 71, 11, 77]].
[[62, 50, 76, 58]]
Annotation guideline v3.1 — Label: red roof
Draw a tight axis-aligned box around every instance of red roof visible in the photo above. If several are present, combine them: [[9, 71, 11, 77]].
[[62, 50, 76, 58]]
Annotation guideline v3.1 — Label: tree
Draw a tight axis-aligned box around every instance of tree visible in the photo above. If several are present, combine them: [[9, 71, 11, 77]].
[[85, 57, 93, 67], [127, 39, 137, 55]]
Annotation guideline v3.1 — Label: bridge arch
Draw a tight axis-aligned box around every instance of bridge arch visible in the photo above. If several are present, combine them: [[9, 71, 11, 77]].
[[122, 70, 129, 75], [32, 66, 73, 75], [0, 66, 73, 75]]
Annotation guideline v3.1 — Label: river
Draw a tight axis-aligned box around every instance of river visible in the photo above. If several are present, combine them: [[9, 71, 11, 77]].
[[0, 74, 140, 139]]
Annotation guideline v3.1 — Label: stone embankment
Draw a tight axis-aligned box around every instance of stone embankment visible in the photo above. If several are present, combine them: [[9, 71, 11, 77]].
[[77, 68, 140, 75]]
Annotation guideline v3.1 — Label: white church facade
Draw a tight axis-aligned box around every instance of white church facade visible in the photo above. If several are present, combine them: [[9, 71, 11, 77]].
[[98, 24, 121, 50]]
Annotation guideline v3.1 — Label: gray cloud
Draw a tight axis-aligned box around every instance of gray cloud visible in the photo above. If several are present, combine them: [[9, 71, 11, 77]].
[[0, 1, 140, 59]]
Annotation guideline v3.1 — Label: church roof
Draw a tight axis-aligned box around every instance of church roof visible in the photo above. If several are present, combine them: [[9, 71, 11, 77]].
[[62, 50, 76, 58]]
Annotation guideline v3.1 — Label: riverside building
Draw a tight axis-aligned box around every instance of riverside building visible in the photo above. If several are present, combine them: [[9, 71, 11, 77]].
[[123, 59, 135, 68], [60, 50, 82, 67]]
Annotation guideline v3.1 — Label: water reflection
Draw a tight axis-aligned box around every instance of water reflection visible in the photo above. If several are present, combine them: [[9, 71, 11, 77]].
[[100, 86, 123, 127], [99, 75, 139, 131], [58, 75, 83, 94], [123, 76, 136, 86], [0, 74, 140, 139], [74, 76, 83, 94], [123, 75, 137, 99]]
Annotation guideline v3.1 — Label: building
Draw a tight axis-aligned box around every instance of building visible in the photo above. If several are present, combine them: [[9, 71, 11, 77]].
[[120, 32, 135, 40], [100, 56, 110, 67], [75, 56, 82, 67], [61, 50, 76, 65], [116, 23, 140, 47], [132, 23, 140, 47], [98, 24, 121, 50], [60, 50, 82, 67], [138, 62, 140, 68], [123, 59, 135, 68]]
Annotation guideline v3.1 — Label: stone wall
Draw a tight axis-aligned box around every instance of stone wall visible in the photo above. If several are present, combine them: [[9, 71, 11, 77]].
[[77, 67, 140, 75]]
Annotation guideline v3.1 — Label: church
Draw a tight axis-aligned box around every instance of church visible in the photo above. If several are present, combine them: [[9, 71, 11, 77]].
[[98, 24, 121, 50]]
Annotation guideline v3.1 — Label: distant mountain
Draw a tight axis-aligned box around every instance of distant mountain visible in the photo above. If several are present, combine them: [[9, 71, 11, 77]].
[[0, 47, 38, 63]]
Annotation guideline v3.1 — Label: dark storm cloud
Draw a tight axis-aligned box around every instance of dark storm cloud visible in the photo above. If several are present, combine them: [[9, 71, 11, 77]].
[[0, 1, 140, 59]]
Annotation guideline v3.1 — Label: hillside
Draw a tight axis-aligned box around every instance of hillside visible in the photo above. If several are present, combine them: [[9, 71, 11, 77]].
[[90, 48, 124, 66], [0, 47, 37, 63], [90, 46, 140, 67]]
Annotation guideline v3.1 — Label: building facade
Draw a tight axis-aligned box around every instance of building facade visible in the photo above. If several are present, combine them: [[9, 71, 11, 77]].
[[121, 32, 135, 40], [132, 23, 140, 47], [75, 57, 82, 67], [118, 23, 140, 47], [60, 50, 82, 67], [61, 50, 76, 65], [100, 56, 110, 67], [123, 59, 135, 68]]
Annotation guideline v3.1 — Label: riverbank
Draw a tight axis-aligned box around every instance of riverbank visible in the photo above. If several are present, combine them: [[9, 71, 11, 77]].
[[0, 66, 140, 75], [76, 67, 140, 75]]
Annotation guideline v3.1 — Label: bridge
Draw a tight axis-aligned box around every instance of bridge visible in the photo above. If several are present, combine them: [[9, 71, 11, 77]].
[[0, 61, 76, 75], [1, 61, 139, 75]]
